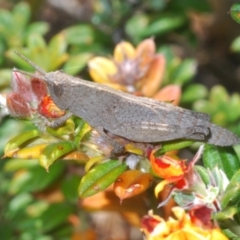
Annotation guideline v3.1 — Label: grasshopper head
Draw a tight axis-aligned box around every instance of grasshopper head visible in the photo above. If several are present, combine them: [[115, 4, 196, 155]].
[[13, 52, 71, 111], [45, 71, 71, 110]]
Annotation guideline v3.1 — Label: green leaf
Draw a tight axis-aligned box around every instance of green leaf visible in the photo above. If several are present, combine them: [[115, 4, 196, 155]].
[[0, 69, 12, 88], [174, 192, 195, 207], [46, 119, 75, 137], [12, 2, 30, 30], [4, 129, 41, 156], [158, 45, 175, 62], [0, 10, 12, 32], [38, 203, 74, 233], [4, 159, 38, 172], [203, 144, 240, 180], [156, 140, 194, 155], [227, 94, 240, 123], [141, 14, 186, 37], [63, 53, 92, 75], [223, 229, 240, 240], [230, 3, 240, 24], [181, 84, 208, 104], [215, 207, 238, 221], [27, 33, 47, 51], [48, 33, 69, 70], [78, 160, 127, 198], [74, 121, 91, 146], [125, 14, 149, 43], [221, 169, 240, 208], [63, 25, 94, 45], [146, 0, 166, 11], [9, 161, 66, 194], [61, 175, 80, 202], [193, 99, 212, 116], [8, 193, 33, 213], [39, 141, 76, 171], [26, 22, 49, 37], [194, 165, 211, 186], [210, 85, 229, 104], [231, 36, 240, 52], [171, 59, 196, 85]]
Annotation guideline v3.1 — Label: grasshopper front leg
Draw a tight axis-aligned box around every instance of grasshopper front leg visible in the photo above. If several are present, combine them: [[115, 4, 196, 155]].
[[38, 112, 73, 128]]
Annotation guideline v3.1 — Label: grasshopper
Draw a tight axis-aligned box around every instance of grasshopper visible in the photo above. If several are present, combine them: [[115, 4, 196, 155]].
[[13, 52, 240, 154]]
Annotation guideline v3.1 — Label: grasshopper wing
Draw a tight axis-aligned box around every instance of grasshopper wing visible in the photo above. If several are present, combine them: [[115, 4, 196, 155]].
[[109, 122, 209, 143], [136, 96, 211, 121]]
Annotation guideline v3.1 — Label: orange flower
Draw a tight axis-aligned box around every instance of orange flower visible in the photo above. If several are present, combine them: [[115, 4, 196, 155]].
[[38, 95, 65, 118], [150, 152, 187, 181], [149, 145, 204, 203], [141, 207, 229, 240], [88, 38, 167, 97], [150, 145, 230, 219]]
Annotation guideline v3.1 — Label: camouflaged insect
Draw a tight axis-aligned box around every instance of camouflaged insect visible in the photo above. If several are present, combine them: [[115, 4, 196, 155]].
[[14, 51, 240, 154]]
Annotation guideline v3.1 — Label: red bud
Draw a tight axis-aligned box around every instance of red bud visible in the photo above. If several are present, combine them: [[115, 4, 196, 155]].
[[31, 77, 48, 101], [11, 72, 33, 101], [6, 92, 31, 117]]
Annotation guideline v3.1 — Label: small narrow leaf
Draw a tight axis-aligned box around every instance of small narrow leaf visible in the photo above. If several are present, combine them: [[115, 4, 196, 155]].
[[221, 183, 240, 209], [4, 129, 40, 157], [114, 170, 153, 202], [46, 119, 75, 137], [63, 53, 92, 75], [74, 121, 91, 146], [38, 203, 74, 233], [215, 207, 238, 221], [156, 140, 194, 155], [203, 144, 240, 179], [13, 143, 48, 159], [171, 59, 196, 85], [78, 160, 127, 198], [85, 156, 104, 172], [230, 3, 240, 24], [194, 165, 211, 186], [39, 141, 75, 171], [125, 144, 144, 155], [221, 169, 240, 209], [9, 161, 65, 193]]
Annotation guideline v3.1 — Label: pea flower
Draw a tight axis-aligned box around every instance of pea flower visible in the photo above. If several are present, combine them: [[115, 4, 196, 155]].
[[6, 71, 65, 121], [150, 145, 229, 214], [141, 207, 228, 240], [88, 38, 180, 102]]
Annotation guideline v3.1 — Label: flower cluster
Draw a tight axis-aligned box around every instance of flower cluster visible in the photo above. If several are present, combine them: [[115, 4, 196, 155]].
[[88, 38, 181, 104], [141, 207, 228, 240], [145, 145, 232, 239], [150, 145, 229, 212], [6, 71, 65, 124]]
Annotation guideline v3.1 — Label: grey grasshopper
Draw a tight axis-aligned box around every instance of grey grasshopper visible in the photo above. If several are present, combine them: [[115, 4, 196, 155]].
[[13, 51, 240, 154]]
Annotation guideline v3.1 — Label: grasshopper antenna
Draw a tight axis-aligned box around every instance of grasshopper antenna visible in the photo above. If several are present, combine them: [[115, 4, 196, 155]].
[[12, 67, 44, 80], [14, 51, 46, 75]]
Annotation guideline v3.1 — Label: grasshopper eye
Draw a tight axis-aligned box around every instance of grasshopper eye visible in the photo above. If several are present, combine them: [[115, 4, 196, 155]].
[[53, 84, 64, 97]]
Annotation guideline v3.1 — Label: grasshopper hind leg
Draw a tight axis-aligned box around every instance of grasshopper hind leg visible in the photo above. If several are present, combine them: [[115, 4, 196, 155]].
[[95, 126, 125, 157]]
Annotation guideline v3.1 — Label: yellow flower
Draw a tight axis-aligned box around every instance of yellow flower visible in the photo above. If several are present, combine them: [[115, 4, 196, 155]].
[[88, 38, 166, 97], [141, 207, 229, 240]]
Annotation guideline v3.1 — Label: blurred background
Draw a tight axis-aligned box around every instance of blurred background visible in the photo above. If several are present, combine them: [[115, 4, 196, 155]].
[[1, 0, 240, 239]]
